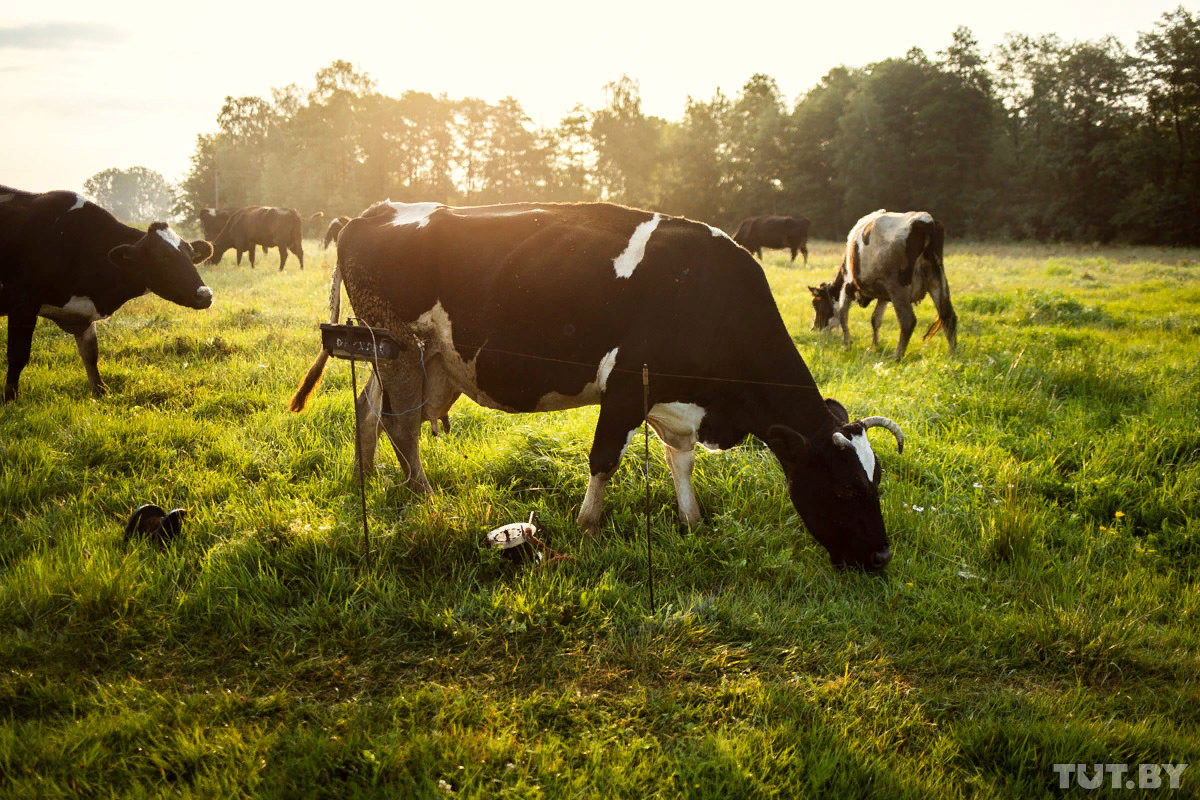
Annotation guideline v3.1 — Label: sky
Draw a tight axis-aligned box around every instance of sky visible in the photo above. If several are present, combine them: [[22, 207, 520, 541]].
[[0, 0, 1190, 195]]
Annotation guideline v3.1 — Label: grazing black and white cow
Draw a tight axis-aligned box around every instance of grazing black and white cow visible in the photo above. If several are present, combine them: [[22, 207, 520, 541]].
[[732, 215, 811, 265], [291, 201, 904, 571], [810, 210, 957, 361], [0, 185, 214, 400]]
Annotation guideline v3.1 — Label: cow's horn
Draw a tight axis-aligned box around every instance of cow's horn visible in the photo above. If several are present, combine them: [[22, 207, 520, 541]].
[[860, 416, 904, 454], [832, 431, 854, 450]]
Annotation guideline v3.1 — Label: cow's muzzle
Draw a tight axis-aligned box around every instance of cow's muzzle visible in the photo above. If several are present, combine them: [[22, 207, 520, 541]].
[[194, 286, 214, 309]]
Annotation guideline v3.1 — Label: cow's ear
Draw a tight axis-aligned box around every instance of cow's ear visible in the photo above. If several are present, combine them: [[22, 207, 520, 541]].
[[808, 285, 821, 296], [824, 397, 850, 423], [108, 243, 136, 269], [766, 424, 810, 466], [189, 240, 214, 264]]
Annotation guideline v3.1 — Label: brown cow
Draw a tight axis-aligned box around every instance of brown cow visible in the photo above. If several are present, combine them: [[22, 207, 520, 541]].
[[209, 207, 319, 270], [198, 208, 234, 242], [732, 215, 811, 265], [323, 216, 351, 250]]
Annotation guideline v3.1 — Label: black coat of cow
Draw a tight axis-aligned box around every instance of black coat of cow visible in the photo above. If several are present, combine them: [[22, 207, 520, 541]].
[[732, 215, 811, 265], [323, 216, 351, 250], [0, 185, 214, 400], [210, 206, 313, 270], [198, 208, 235, 242], [292, 201, 905, 571]]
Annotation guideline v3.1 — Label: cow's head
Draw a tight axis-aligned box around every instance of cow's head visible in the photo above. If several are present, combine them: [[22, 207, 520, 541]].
[[808, 283, 838, 331], [108, 222, 214, 310], [766, 399, 903, 572]]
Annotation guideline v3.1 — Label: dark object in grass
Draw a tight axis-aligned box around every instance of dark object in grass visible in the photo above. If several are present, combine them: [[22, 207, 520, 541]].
[[124, 504, 186, 544]]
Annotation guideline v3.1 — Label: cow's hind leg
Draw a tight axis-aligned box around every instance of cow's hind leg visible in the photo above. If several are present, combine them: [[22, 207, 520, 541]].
[[278, 246, 288, 271], [580, 395, 643, 532], [353, 371, 385, 477], [372, 354, 433, 495], [294, 241, 304, 270], [890, 292, 918, 361], [3, 303, 38, 401], [663, 442, 701, 525], [870, 299, 890, 348]]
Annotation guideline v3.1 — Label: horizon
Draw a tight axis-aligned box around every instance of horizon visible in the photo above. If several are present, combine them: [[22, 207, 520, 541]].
[[0, 0, 1187, 195]]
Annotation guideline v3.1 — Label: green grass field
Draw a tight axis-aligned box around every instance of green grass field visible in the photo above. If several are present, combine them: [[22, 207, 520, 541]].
[[2, 238, 1199, 798]]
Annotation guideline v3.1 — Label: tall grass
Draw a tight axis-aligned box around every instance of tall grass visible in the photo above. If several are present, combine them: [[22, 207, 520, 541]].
[[1, 239, 1198, 797]]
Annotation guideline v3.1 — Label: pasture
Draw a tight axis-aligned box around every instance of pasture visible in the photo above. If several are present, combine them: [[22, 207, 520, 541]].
[[1, 238, 1199, 798]]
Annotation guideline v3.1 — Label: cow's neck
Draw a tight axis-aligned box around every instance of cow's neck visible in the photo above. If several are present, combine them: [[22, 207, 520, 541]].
[[82, 220, 149, 316]]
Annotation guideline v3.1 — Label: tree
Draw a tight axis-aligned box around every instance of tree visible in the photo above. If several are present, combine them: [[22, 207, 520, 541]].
[[84, 166, 174, 222], [591, 76, 663, 207]]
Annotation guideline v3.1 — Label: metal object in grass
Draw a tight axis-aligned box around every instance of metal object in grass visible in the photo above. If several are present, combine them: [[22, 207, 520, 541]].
[[318, 320, 407, 570], [124, 503, 186, 543], [485, 512, 572, 568]]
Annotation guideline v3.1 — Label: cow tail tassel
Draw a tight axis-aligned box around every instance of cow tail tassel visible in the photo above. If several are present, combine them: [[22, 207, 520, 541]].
[[289, 349, 330, 412], [922, 317, 944, 341]]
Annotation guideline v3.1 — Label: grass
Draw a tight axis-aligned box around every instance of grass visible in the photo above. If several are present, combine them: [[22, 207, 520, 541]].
[[1, 237, 1199, 798]]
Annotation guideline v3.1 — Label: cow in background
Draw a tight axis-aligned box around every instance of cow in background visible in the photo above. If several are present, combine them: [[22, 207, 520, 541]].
[[810, 209, 957, 361], [291, 201, 905, 572], [733, 215, 811, 265], [0, 185, 213, 400], [209, 206, 319, 270], [199, 208, 234, 242], [323, 216, 351, 250]]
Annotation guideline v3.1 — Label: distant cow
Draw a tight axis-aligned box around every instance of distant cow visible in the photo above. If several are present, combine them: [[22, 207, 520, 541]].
[[210, 207, 319, 270], [810, 209, 957, 361], [291, 201, 906, 572], [732, 215, 811, 265], [0, 185, 214, 400], [199, 208, 234, 242], [323, 216, 351, 250]]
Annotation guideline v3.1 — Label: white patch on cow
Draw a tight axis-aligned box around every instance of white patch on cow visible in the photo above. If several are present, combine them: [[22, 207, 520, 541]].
[[647, 401, 718, 451], [596, 347, 618, 392], [533, 346, 620, 412], [412, 300, 502, 411], [39, 296, 103, 324], [196, 286, 213, 304], [156, 227, 182, 249], [707, 224, 731, 240], [617, 428, 637, 460], [612, 213, 661, 279], [845, 431, 876, 478], [0, 193, 14, 203], [385, 202, 441, 228], [68, 193, 86, 212]]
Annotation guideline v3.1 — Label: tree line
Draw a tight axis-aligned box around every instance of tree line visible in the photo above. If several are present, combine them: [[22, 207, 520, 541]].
[[171, 8, 1200, 245]]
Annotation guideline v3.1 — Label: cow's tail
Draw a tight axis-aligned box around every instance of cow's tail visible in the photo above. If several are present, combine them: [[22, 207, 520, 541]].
[[922, 254, 957, 352], [305, 211, 324, 223], [289, 265, 345, 412]]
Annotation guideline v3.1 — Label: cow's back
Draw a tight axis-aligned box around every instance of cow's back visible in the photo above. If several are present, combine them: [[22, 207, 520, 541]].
[[337, 202, 783, 412]]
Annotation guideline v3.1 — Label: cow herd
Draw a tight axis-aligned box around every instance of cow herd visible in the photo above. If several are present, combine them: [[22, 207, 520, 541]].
[[2, 183, 960, 572]]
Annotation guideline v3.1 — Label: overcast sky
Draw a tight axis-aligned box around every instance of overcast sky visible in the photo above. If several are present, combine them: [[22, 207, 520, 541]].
[[0, 0, 1189, 195]]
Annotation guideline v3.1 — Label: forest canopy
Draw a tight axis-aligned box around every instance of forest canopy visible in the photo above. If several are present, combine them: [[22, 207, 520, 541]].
[[176, 8, 1200, 245]]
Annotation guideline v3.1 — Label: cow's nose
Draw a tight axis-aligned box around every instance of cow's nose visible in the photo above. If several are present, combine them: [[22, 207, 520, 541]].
[[195, 286, 213, 308], [869, 548, 892, 571]]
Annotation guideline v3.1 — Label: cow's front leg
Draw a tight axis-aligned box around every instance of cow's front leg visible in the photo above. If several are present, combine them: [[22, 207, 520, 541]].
[[278, 245, 288, 271], [3, 304, 38, 402], [294, 243, 305, 270], [73, 323, 106, 396], [248, 247, 257, 269], [836, 300, 854, 348], [870, 299, 890, 348], [580, 399, 642, 532], [663, 442, 701, 525]]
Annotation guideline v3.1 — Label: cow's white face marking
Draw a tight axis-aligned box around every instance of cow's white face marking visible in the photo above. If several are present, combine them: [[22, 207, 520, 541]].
[[707, 224, 731, 240], [39, 295, 102, 323], [613, 213, 661, 279], [68, 193, 86, 212], [386, 202, 441, 228], [845, 431, 876, 478], [156, 227, 182, 249]]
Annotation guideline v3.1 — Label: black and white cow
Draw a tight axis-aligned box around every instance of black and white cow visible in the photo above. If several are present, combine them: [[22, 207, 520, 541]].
[[0, 185, 214, 400], [291, 201, 904, 571], [810, 210, 957, 361]]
